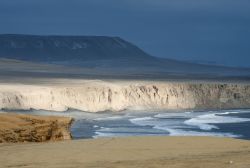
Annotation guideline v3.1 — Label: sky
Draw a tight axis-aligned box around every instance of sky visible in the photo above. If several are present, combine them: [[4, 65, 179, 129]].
[[0, 0, 249, 67]]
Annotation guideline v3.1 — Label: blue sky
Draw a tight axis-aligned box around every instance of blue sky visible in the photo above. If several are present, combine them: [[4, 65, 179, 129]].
[[0, 0, 249, 67]]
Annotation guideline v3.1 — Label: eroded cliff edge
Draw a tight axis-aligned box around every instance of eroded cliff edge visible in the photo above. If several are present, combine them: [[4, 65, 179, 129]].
[[0, 113, 73, 143], [0, 80, 250, 112]]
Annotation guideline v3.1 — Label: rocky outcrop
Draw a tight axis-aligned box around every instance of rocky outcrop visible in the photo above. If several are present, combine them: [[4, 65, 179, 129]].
[[0, 81, 250, 112], [0, 113, 73, 143]]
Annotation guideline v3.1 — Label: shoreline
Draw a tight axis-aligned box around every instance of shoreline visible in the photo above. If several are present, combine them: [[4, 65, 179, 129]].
[[3, 109, 250, 141]]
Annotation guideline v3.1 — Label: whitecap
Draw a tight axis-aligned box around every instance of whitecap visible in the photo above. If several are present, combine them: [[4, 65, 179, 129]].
[[129, 117, 176, 127], [130, 117, 153, 122], [156, 127, 240, 138], [184, 113, 250, 131], [94, 116, 125, 121], [154, 111, 196, 119]]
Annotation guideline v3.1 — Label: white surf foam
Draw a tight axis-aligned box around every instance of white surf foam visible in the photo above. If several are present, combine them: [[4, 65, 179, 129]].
[[93, 132, 144, 138], [130, 117, 154, 122], [128, 110, 250, 138], [94, 131, 164, 138], [94, 116, 125, 121], [184, 112, 250, 131], [155, 127, 240, 138], [154, 112, 193, 119], [130, 117, 183, 129]]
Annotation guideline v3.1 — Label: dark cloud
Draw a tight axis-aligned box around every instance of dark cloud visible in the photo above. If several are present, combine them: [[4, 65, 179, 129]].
[[0, 0, 249, 67]]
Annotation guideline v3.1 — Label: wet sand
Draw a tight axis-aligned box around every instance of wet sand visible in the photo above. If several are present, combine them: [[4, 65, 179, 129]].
[[0, 136, 250, 168]]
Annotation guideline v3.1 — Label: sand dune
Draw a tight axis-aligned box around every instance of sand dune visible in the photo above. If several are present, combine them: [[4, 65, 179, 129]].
[[0, 136, 250, 168]]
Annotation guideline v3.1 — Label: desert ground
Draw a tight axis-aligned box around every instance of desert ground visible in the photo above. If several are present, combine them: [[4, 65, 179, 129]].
[[0, 136, 249, 168]]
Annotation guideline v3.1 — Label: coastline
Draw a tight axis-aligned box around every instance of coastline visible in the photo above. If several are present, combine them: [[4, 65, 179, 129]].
[[0, 79, 250, 112], [1, 68, 250, 167]]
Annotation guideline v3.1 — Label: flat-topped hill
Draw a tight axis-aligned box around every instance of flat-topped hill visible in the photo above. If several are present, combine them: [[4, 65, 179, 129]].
[[0, 34, 250, 79], [0, 34, 152, 62]]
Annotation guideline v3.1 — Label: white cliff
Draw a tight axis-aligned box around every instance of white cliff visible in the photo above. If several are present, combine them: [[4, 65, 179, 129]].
[[0, 80, 250, 112]]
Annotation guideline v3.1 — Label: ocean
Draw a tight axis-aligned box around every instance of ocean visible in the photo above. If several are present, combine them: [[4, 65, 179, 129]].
[[3, 109, 250, 140]]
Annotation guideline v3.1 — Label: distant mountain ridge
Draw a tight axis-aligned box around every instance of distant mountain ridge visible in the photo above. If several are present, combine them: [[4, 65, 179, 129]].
[[0, 34, 250, 79], [0, 34, 153, 62]]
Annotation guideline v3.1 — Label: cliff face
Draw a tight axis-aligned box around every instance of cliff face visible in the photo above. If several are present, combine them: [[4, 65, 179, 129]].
[[0, 113, 73, 143], [0, 81, 250, 112]]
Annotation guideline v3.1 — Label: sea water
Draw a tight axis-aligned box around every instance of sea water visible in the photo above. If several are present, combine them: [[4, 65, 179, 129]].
[[3, 109, 250, 140]]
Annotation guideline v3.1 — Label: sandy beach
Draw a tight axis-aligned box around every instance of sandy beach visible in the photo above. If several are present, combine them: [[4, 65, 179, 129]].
[[0, 136, 249, 168]]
